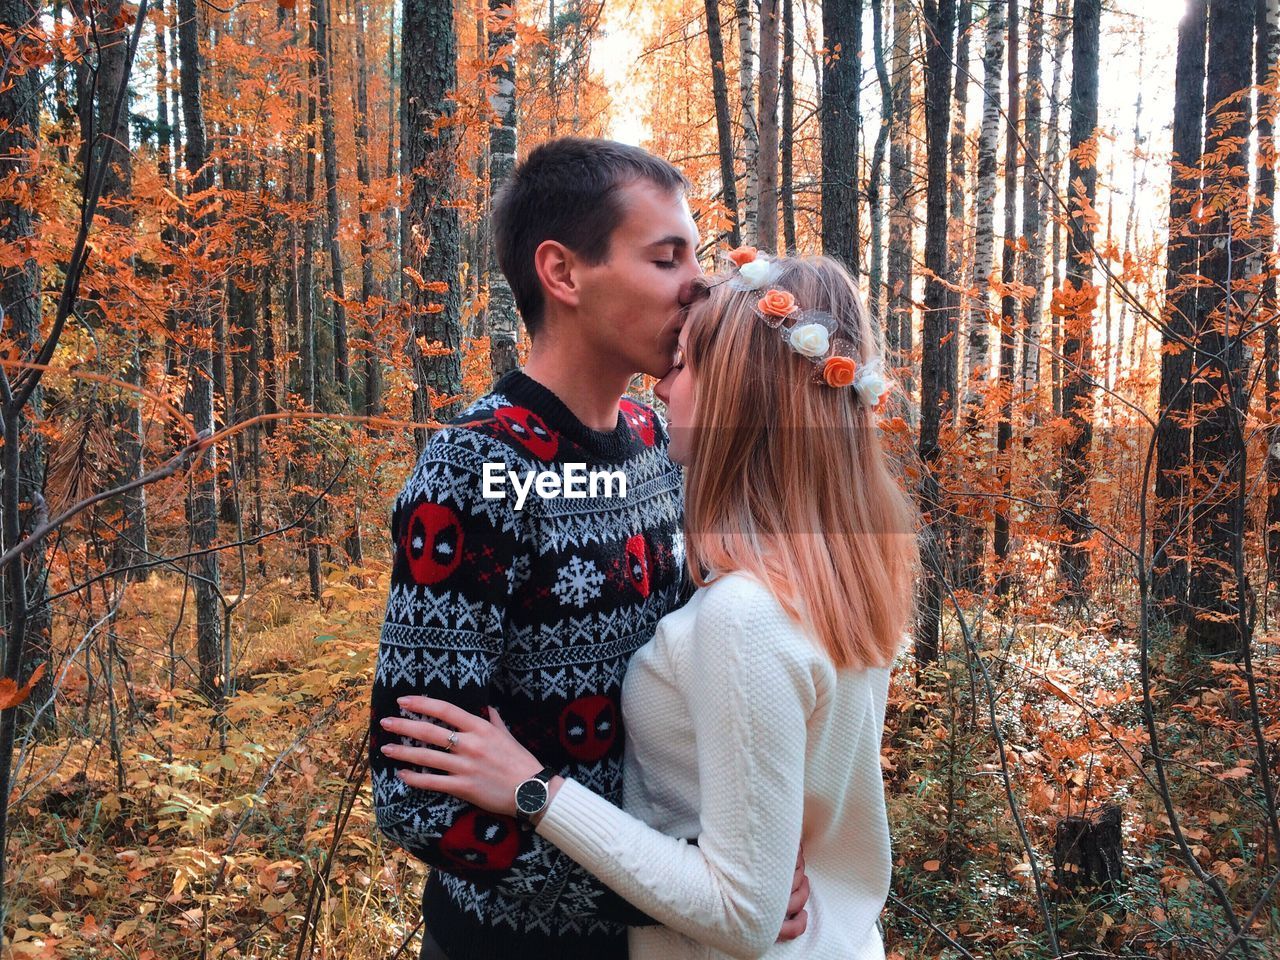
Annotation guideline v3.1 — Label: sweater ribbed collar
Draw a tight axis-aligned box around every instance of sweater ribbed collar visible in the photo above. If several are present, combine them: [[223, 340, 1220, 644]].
[[494, 369, 641, 463]]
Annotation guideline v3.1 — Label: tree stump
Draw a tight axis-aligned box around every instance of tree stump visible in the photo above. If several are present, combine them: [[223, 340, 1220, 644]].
[[1053, 804, 1123, 894]]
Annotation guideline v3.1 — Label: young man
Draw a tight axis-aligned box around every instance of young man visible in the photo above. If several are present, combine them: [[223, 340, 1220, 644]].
[[370, 138, 806, 960]]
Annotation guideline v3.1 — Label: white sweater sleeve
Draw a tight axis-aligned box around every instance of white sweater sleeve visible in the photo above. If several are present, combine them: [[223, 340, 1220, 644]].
[[535, 580, 817, 959]]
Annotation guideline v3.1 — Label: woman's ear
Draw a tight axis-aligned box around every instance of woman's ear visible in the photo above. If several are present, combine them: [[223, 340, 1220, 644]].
[[533, 239, 580, 310]]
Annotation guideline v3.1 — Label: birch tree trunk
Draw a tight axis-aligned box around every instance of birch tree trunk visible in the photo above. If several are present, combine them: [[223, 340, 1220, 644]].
[[488, 0, 520, 380], [947, 0, 972, 396], [993, 0, 1020, 583], [353, 0, 382, 415], [1019, 0, 1046, 393], [736, 0, 760, 244], [868, 0, 891, 329], [781, 0, 796, 253], [968, 0, 1005, 406], [887, 0, 914, 386], [1045, 0, 1069, 416]]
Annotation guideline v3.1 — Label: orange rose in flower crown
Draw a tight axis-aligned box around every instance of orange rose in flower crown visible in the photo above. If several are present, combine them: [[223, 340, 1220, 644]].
[[758, 289, 797, 319], [822, 356, 858, 389], [726, 245, 758, 267]]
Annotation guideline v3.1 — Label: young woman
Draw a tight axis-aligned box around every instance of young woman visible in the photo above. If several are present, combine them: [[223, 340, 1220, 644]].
[[379, 253, 919, 959]]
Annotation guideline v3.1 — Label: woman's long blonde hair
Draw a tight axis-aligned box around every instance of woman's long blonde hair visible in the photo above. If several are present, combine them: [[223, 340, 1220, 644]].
[[681, 255, 919, 670]]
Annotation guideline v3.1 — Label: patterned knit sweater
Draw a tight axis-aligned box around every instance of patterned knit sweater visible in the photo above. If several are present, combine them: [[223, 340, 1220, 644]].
[[370, 370, 688, 960], [537, 573, 893, 959]]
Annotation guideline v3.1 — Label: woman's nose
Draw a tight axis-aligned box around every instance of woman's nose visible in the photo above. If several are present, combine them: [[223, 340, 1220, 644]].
[[654, 372, 672, 404]]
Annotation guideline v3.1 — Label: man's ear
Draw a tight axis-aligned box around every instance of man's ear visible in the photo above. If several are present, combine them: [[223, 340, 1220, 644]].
[[534, 239, 580, 311]]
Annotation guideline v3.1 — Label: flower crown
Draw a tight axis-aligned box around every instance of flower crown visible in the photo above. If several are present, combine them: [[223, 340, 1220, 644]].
[[722, 246, 890, 407]]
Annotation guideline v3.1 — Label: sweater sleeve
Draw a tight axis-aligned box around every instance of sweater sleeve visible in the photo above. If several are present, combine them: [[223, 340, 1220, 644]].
[[534, 578, 817, 958], [369, 429, 547, 891]]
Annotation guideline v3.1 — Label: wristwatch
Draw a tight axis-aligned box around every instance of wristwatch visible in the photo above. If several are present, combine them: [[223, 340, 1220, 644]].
[[514, 766, 558, 823]]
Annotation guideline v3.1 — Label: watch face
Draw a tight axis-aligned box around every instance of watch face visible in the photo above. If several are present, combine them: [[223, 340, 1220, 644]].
[[516, 778, 549, 816]]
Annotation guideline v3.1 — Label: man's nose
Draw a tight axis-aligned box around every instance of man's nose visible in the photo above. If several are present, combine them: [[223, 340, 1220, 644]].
[[676, 270, 703, 307]]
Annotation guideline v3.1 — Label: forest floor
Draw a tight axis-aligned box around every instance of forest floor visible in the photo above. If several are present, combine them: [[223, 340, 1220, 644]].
[[5, 548, 1278, 959]]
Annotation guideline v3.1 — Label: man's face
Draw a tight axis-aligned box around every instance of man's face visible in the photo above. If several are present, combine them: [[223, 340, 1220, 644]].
[[573, 179, 702, 378]]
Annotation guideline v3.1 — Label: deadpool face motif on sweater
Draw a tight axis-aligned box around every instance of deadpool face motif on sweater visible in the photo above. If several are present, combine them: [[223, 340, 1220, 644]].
[[438, 810, 520, 871], [494, 406, 559, 460], [559, 695, 617, 762], [620, 400, 656, 447], [401, 502, 464, 585], [624, 534, 651, 598]]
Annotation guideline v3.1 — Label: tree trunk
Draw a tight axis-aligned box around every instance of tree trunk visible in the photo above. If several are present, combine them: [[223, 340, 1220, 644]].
[[0, 0, 57, 737], [867, 0, 891, 329], [157, 0, 182, 381], [736, 0, 760, 244], [487, 0, 520, 380], [1153, 0, 1207, 615], [707, 0, 741, 247], [298, 12, 323, 597], [353, 0, 382, 416], [402, 0, 464, 448], [781, 0, 796, 254], [1045, 0, 1068, 417], [94, 0, 150, 578], [177, 0, 224, 702], [1118, 29, 1146, 378], [947, 0, 972, 397], [1259, 0, 1280, 588], [887, 0, 914, 388], [1185, 0, 1254, 656], [993, 0, 1020, 586], [1057, 0, 1101, 599], [300, 16, 319, 413], [157, 0, 172, 183], [1019, 0, 1046, 393], [382, 10, 400, 387], [917, 0, 957, 666], [968, 0, 1005, 406], [314, 0, 350, 399], [758, 0, 781, 249], [821, 0, 861, 270], [1054, 805, 1124, 893]]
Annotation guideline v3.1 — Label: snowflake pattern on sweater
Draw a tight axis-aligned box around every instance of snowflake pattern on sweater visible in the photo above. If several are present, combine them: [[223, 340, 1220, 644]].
[[370, 370, 689, 960]]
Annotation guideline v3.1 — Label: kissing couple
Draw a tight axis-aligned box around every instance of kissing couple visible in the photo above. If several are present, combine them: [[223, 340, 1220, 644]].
[[370, 137, 918, 960]]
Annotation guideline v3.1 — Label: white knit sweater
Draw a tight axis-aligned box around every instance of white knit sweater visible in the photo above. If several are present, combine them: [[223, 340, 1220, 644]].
[[536, 572, 893, 960]]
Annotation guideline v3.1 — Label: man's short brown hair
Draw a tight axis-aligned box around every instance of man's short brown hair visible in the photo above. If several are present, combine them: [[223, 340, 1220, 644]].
[[491, 138, 691, 337]]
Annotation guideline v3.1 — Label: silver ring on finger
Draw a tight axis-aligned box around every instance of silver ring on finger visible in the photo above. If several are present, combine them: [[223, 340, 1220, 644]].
[[444, 731, 459, 753]]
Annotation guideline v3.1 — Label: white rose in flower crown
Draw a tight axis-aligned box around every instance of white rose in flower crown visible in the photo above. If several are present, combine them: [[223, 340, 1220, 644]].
[[854, 360, 889, 407], [788, 322, 830, 358], [737, 258, 776, 288]]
